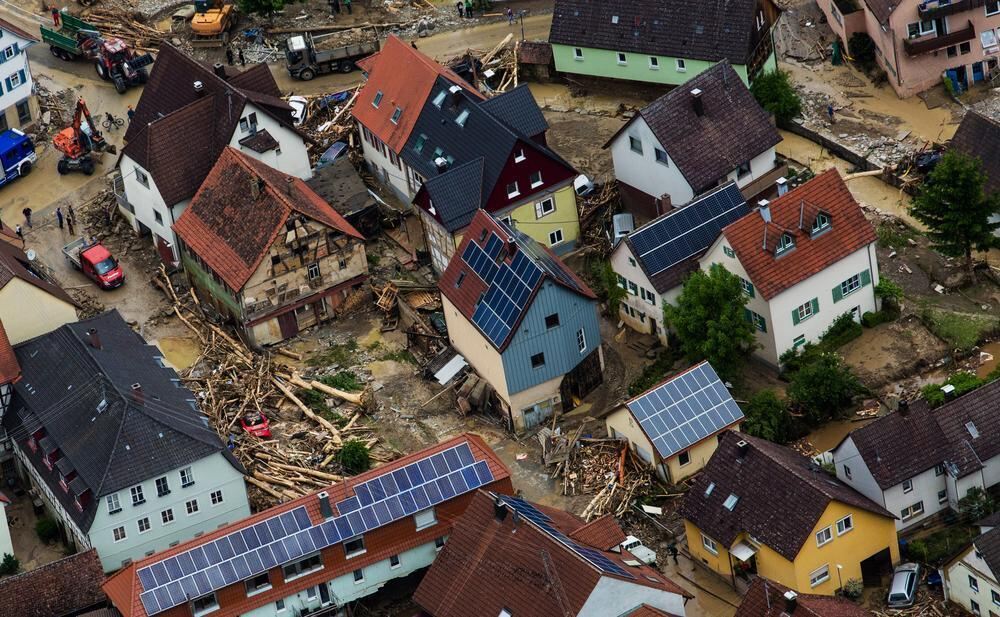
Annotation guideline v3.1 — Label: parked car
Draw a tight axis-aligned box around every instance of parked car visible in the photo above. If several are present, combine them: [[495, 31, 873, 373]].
[[887, 562, 921, 608], [62, 237, 124, 289], [315, 141, 348, 170], [240, 411, 271, 438], [288, 96, 308, 127], [620, 535, 657, 566]]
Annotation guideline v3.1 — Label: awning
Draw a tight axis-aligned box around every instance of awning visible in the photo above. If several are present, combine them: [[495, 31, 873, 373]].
[[731, 542, 757, 562]]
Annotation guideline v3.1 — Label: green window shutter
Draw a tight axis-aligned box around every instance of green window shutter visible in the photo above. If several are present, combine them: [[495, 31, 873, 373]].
[[759, 315, 767, 333], [832, 284, 843, 303], [792, 308, 800, 325], [860, 269, 872, 287], [810, 297, 819, 315], [747, 282, 755, 298], [744, 308, 753, 323]]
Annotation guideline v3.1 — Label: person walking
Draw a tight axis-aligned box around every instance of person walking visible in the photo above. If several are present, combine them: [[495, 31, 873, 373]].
[[238, 48, 246, 66], [127, 105, 135, 124], [22, 207, 31, 228], [507, 7, 514, 24], [14, 224, 22, 246], [827, 103, 835, 124], [464, 0, 472, 17], [66, 213, 75, 236], [226, 46, 234, 66], [56, 207, 64, 229], [456, 0, 463, 17], [343, 0, 351, 14], [68, 203, 75, 223]]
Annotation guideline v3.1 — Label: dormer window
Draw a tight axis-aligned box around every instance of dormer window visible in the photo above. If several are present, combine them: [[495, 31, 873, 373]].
[[812, 212, 831, 235], [373, 91, 384, 108], [391, 107, 402, 125], [776, 233, 795, 255]]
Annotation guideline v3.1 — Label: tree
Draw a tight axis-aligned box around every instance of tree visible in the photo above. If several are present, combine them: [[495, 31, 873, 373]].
[[749, 70, 802, 125], [0, 553, 18, 576], [911, 151, 1000, 275], [663, 264, 756, 382], [848, 33, 877, 72], [787, 353, 861, 425], [742, 390, 793, 444], [339, 439, 371, 474], [236, 0, 287, 18], [589, 260, 628, 317], [959, 486, 995, 522]]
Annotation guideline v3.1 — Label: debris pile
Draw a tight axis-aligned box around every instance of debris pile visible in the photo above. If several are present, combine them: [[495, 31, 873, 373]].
[[577, 182, 621, 257], [85, 5, 168, 53]]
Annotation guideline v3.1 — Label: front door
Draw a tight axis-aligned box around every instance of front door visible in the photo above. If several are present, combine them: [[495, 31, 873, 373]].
[[155, 235, 176, 268], [277, 311, 299, 339], [974, 61, 985, 83], [319, 582, 331, 605]]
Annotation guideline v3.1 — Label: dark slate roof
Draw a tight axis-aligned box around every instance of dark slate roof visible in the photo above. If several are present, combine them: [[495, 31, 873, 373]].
[[680, 432, 894, 561], [735, 577, 870, 617], [934, 379, 1000, 478], [422, 158, 486, 231], [5, 311, 233, 532], [979, 510, 1000, 529], [609, 61, 781, 194], [622, 182, 750, 294], [836, 403, 953, 490], [478, 84, 549, 139], [0, 549, 106, 617], [974, 527, 1000, 581], [549, 0, 766, 64], [516, 40, 553, 65], [305, 157, 379, 219], [950, 111, 1000, 196], [237, 128, 279, 153]]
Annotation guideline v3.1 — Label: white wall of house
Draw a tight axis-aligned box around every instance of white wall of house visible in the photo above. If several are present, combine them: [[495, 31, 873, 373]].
[[13, 442, 90, 550], [118, 154, 185, 260], [0, 498, 13, 559], [609, 241, 671, 346], [945, 548, 1000, 617], [0, 33, 33, 121], [833, 436, 885, 505], [721, 147, 778, 191], [356, 120, 416, 202], [610, 117, 694, 207], [577, 577, 687, 617], [882, 466, 948, 531], [228, 103, 312, 180]]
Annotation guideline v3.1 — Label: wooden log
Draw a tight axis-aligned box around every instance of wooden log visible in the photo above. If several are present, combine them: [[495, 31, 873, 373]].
[[310, 380, 364, 405], [272, 378, 343, 445], [481, 33, 512, 64], [246, 475, 286, 500], [261, 459, 343, 482], [276, 348, 303, 361]]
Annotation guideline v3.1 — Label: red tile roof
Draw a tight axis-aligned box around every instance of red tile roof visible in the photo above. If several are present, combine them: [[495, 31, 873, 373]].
[[173, 147, 363, 291], [414, 492, 690, 617], [0, 319, 20, 384], [735, 577, 869, 617], [0, 549, 106, 617], [104, 433, 511, 617], [722, 169, 877, 300], [567, 514, 627, 550], [353, 35, 481, 153]]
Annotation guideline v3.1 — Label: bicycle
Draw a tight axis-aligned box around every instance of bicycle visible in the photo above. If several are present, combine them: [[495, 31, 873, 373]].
[[101, 113, 124, 130]]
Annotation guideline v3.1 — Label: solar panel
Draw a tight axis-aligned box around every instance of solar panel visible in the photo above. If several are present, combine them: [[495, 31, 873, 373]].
[[626, 362, 744, 459]]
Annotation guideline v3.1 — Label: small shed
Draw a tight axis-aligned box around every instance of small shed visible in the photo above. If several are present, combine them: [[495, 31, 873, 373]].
[[516, 40, 554, 82]]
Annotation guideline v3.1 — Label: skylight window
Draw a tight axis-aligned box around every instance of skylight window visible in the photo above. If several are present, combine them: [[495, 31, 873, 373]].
[[433, 90, 447, 108], [372, 91, 383, 108], [967, 421, 980, 439], [723, 494, 739, 511], [391, 107, 402, 125], [456, 109, 470, 127], [704, 482, 715, 496], [612, 15, 619, 23]]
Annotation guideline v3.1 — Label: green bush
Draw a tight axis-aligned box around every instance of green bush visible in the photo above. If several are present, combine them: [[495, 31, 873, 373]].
[[35, 517, 58, 543], [820, 312, 863, 349], [842, 577, 864, 599], [320, 371, 363, 392], [921, 371, 985, 407], [742, 390, 794, 444], [0, 553, 18, 576], [862, 310, 896, 328], [307, 340, 359, 367], [908, 526, 977, 565], [339, 439, 371, 474], [875, 279, 904, 303], [848, 32, 877, 72], [750, 70, 802, 124], [589, 260, 627, 317], [788, 353, 862, 425], [960, 486, 996, 522]]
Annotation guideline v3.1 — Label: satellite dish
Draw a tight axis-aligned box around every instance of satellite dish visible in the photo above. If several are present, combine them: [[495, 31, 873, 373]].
[[25, 249, 36, 261]]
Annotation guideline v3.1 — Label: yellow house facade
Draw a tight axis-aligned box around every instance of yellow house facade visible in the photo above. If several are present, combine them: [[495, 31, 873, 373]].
[[0, 245, 77, 344]]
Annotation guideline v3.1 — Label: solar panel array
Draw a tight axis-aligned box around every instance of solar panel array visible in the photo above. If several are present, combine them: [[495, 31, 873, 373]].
[[625, 362, 744, 459], [497, 495, 634, 579], [138, 443, 494, 615], [628, 183, 749, 276]]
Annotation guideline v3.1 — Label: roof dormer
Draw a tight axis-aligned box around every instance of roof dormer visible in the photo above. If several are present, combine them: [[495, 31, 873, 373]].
[[799, 199, 831, 237]]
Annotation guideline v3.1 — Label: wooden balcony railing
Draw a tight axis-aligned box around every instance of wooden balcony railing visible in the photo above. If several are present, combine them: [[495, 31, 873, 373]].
[[904, 20, 975, 55]]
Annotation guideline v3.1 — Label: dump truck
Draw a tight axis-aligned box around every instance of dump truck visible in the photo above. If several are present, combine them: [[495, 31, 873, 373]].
[[63, 237, 125, 289], [191, 0, 237, 47], [284, 34, 378, 80], [41, 10, 153, 93]]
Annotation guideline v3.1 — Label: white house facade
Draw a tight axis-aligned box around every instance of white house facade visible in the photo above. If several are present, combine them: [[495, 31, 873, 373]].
[[944, 529, 1000, 617], [610, 241, 672, 345], [0, 20, 40, 132]]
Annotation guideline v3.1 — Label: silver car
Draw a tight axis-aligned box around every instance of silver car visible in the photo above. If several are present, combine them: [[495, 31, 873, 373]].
[[887, 562, 921, 608]]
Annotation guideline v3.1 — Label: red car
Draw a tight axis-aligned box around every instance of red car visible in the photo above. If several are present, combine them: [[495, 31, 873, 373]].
[[240, 412, 271, 438]]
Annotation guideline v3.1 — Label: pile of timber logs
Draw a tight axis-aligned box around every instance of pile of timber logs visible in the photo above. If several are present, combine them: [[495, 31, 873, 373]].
[[85, 5, 167, 52], [577, 182, 621, 258], [297, 86, 361, 157]]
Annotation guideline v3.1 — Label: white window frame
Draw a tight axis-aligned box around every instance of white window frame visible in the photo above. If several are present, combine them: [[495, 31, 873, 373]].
[[987, 0, 1000, 16], [841, 274, 861, 297], [113, 525, 127, 542], [155, 476, 170, 497], [414, 508, 437, 531], [836, 515, 853, 536], [796, 301, 814, 322], [389, 554, 401, 569], [283, 553, 323, 581], [616, 51, 627, 65], [629, 135, 643, 154], [138, 517, 151, 534], [391, 107, 402, 125], [535, 197, 555, 219], [901, 500, 925, 520], [435, 536, 446, 551], [192, 593, 219, 617], [186, 498, 199, 515], [506, 181, 520, 199], [740, 278, 754, 296], [514, 148, 526, 163], [353, 569, 365, 584], [245, 572, 272, 596], [106, 493, 121, 514], [344, 536, 366, 558], [573, 47, 584, 60], [548, 228, 564, 246], [654, 148, 669, 166], [815, 526, 833, 546], [902, 478, 913, 493], [529, 170, 543, 188], [3, 46, 14, 60], [307, 262, 321, 281], [373, 90, 384, 108], [131, 485, 145, 506], [971, 575, 980, 591], [938, 489, 949, 504], [8, 71, 22, 88], [907, 20, 936, 38], [701, 533, 718, 555], [676, 58, 686, 72], [810, 564, 830, 587], [576, 328, 587, 353], [649, 56, 659, 69], [161, 508, 174, 525], [812, 212, 831, 233], [210, 490, 223, 506], [135, 168, 149, 188], [678, 450, 691, 466], [180, 467, 194, 487]]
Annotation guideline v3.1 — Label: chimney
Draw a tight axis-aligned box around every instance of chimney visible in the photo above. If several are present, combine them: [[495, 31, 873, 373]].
[[285, 177, 294, 196], [657, 193, 672, 216], [758, 199, 771, 223], [448, 84, 462, 107], [317, 491, 333, 519], [690, 88, 704, 116], [193, 80, 204, 96], [86, 328, 102, 350], [942, 384, 956, 401], [434, 157, 449, 174], [250, 176, 261, 199], [213, 63, 226, 78], [493, 496, 508, 522], [898, 399, 909, 416], [736, 439, 749, 459], [130, 383, 143, 406], [776, 176, 789, 197], [783, 590, 797, 613]]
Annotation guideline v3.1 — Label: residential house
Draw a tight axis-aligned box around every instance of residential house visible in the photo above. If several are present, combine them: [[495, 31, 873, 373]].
[[943, 526, 1000, 617], [605, 361, 745, 484], [699, 169, 880, 366], [834, 381, 1000, 531], [4, 310, 249, 572], [117, 44, 311, 267], [353, 36, 581, 273], [0, 240, 77, 344], [610, 182, 750, 343], [735, 577, 870, 617], [0, 549, 107, 617], [605, 61, 784, 221], [414, 491, 691, 617], [818, 0, 1000, 96], [0, 19, 40, 132], [101, 434, 512, 617], [438, 211, 603, 433], [0, 320, 20, 506], [549, 0, 780, 87], [681, 432, 899, 594], [306, 156, 381, 237], [949, 111, 1000, 235], [174, 147, 367, 347]]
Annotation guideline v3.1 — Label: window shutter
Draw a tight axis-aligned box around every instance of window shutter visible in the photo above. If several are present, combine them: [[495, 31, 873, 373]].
[[810, 297, 819, 315], [3, 77, 10, 92], [832, 284, 843, 303], [759, 316, 767, 333], [860, 269, 872, 287], [17, 69, 24, 86], [12, 43, 18, 55], [747, 282, 755, 298], [744, 308, 752, 323], [535, 202, 543, 218], [792, 308, 800, 325], [0, 48, 7, 65]]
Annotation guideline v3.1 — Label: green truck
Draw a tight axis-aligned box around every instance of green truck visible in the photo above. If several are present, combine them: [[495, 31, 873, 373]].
[[41, 10, 153, 93]]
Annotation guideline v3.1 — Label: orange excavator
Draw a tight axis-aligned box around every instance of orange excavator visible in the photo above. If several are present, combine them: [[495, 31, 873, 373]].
[[54, 97, 116, 175]]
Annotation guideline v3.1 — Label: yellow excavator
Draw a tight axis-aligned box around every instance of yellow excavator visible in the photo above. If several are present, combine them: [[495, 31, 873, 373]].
[[191, 0, 237, 47]]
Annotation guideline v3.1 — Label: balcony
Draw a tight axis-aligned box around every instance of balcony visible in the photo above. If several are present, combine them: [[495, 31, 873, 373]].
[[904, 20, 975, 55], [918, 0, 982, 19]]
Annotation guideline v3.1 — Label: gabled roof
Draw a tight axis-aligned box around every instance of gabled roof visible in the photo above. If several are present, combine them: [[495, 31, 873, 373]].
[[104, 434, 510, 617], [478, 84, 549, 139], [0, 17, 39, 42], [353, 35, 481, 153], [680, 432, 894, 561], [567, 514, 628, 550], [722, 169, 877, 300], [624, 361, 745, 460], [0, 319, 19, 384], [5, 311, 231, 532], [0, 240, 77, 307], [622, 182, 750, 294], [607, 62, 781, 195], [174, 147, 362, 291], [122, 44, 295, 206], [624, 607, 682, 617], [414, 491, 690, 617], [933, 379, 1000, 478], [0, 549, 105, 617], [550, 0, 769, 65], [973, 527, 1000, 581], [736, 577, 870, 617], [438, 211, 596, 351], [950, 111, 1000, 196]]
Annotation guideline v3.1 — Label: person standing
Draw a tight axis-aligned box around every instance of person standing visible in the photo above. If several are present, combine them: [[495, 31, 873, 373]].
[[226, 46, 234, 66], [127, 105, 135, 124], [331, 0, 340, 13], [456, 0, 463, 17], [66, 213, 75, 236], [56, 207, 64, 229], [827, 103, 835, 124], [238, 48, 246, 66], [465, 0, 472, 17], [68, 203, 76, 224], [22, 207, 31, 228], [343, 0, 351, 14], [507, 7, 514, 24]]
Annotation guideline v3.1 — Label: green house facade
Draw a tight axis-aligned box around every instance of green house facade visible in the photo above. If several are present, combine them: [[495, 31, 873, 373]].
[[550, 0, 780, 86]]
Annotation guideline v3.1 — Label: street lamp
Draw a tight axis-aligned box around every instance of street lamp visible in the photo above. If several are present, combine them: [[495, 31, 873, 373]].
[[518, 10, 526, 41], [836, 564, 844, 592]]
